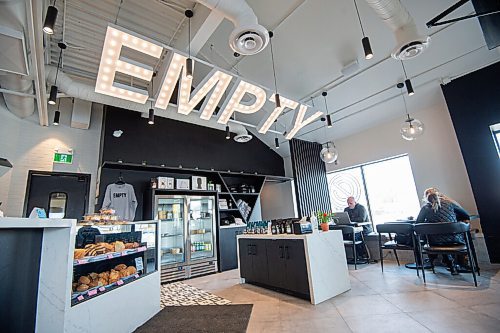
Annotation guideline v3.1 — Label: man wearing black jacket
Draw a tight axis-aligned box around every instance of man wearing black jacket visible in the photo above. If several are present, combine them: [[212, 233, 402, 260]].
[[344, 196, 373, 235]]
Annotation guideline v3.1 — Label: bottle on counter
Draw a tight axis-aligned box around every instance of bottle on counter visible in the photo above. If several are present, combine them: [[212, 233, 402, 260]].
[[310, 212, 319, 233], [271, 221, 277, 234], [286, 221, 292, 234]]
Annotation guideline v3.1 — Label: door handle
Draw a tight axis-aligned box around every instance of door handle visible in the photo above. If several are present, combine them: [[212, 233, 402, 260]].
[[285, 246, 290, 259], [247, 245, 252, 255], [252, 245, 257, 256], [279, 245, 284, 259]]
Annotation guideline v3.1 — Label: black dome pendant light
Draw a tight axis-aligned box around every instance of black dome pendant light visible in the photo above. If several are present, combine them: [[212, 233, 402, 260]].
[[49, 42, 66, 105], [225, 125, 230, 140], [43, 1, 58, 35], [268, 31, 281, 108], [353, 0, 373, 60], [274, 122, 280, 149], [185, 9, 194, 79]]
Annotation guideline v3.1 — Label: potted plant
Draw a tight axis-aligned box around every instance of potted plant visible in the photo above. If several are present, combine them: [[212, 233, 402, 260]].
[[317, 211, 332, 232]]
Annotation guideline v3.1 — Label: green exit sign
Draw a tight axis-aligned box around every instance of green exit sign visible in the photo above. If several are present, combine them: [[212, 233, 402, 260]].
[[54, 152, 73, 164]]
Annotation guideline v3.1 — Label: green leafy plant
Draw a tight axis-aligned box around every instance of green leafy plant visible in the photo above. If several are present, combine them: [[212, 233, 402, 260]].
[[317, 211, 332, 224]]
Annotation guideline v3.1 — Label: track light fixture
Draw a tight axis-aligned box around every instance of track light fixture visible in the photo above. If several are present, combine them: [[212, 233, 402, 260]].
[[268, 31, 281, 108], [185, 10, 194, 79], [43, 1, 58, 35], [354, 0, 373, 60], [148, 108, 154, 125], [148, 74, 155, 124], [225, 125, 230, 140], [53, 99, 61, 125], [322, 92, 332, 128], [401, 61, 414, 96], [49, 42, 66, 105], [274, 122, 280, 149]]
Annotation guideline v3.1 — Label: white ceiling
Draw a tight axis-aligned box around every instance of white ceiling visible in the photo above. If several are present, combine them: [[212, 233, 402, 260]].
[[44, 0, 500, 157]]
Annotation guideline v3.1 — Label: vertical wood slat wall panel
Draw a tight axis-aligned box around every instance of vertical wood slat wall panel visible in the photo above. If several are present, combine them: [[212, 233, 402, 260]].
[[290, 139, 331, 217]]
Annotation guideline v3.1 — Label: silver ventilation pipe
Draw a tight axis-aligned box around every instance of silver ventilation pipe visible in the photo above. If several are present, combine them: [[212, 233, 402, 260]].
[[45, 65, 248, 135], [195, 0, 269, 55], [364, 0, 430, 60]]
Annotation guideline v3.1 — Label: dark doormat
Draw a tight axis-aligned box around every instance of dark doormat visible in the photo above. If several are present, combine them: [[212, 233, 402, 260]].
[[134, 304, 253, 333]]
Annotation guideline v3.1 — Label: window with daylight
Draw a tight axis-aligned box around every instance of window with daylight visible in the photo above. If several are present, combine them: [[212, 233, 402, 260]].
[[327, 155, 421, 227], [490, 124, 500, 159]]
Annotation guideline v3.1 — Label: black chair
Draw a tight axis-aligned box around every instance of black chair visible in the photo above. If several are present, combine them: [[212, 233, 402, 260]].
[[331, 225, 367, 270], [413, 222, 478, 286], [376, 223, 419, 276]]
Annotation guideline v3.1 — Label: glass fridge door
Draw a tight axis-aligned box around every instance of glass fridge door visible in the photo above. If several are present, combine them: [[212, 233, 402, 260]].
[[156, 196, 186, 266], [188, 196, 215, 262]]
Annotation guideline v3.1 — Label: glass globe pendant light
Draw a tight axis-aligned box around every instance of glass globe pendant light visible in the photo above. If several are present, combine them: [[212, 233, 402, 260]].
[[401, 114, 424, 141], [320, 142, 338, 164], [398, 84, 424, 140]]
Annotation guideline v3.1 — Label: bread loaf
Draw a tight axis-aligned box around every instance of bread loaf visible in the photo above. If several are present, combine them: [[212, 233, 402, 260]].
[[114, 264, 127, 271], [126, 266, 137, 276], [78, 276, 91, 285], [114, 241, 125, 252], [77, 284, 89, 292], [74, 249, 86, 259]]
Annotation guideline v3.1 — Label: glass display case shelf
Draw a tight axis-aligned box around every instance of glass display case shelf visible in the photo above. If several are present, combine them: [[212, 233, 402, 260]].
[[161, 233, 183, 238], [71, 273, 140, 306], [74, 246, 147, 266]]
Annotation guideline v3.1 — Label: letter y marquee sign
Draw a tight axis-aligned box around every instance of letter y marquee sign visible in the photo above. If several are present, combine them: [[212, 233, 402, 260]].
[[95, 25, 323, 139]]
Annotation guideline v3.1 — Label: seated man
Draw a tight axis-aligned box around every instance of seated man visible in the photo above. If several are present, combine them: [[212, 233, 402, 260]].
[[344, 196, 373, 235]]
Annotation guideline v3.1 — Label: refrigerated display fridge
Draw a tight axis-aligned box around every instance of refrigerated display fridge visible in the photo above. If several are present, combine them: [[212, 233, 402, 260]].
[[153, 194, 217, 283]]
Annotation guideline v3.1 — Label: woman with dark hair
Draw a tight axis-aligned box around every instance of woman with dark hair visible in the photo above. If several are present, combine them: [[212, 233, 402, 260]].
[[416, 188, 470, 275]]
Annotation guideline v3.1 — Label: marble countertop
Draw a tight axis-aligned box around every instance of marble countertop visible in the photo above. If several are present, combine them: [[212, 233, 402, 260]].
[[0, 217, 75, 228]]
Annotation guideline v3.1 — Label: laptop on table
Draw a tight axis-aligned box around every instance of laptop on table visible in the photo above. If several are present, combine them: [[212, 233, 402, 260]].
[[332, 212, 352, 225]]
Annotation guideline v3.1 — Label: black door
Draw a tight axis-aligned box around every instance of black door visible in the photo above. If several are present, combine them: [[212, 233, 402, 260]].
[[238, 238, 253, 279], [24, 171, 91, 219], [284, 239, 310, 295], [266, 239, 286, 288], [251, 240, 269, 284]]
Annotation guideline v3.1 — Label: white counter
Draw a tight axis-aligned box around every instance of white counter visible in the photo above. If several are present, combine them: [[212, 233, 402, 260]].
[[0, 217, 76, 333], [0, 217, 161, 333], [238, 230, 351, 304]]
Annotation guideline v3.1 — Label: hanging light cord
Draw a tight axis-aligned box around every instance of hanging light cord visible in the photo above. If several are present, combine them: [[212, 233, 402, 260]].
[[150, 76, 154, 108], [353, 0, 365, 37], [269, 35, 278, 93], [401, 60, 409, 78], [323, 94, 330, 115], [188, 13, 191, 58], [401, 88, 410, 119], [55, 47, 63, 85], [114, 0, 124, 25]]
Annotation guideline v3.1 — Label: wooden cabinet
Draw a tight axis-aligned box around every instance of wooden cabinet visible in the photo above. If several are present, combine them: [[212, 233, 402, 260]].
[[239, 238, 310, 298], [238, 238, 269, 283]]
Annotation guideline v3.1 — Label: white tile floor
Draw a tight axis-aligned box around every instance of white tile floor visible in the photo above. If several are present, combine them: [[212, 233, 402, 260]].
[[186, 261, 500, 333]]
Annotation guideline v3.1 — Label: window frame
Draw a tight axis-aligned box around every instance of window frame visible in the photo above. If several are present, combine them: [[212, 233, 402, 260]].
[[327, 154, 420, 228]]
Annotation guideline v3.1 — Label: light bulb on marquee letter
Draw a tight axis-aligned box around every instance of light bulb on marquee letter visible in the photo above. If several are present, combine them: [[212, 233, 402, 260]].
[[95, 25, 162, 104], [257, 94, 299, 134], [154, 54, 233, 118], [217, 79, 267, 124], [285, 104, 323, 140]]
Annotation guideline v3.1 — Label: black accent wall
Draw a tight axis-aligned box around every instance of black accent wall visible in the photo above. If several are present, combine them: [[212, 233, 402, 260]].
[[441, 61, 500, 263], [101, 107, 285, 176], [289, 139, 331, 217]]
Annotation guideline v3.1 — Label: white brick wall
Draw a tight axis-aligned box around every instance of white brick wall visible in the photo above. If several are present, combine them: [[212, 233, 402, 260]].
[[0, 98, 103, 217]]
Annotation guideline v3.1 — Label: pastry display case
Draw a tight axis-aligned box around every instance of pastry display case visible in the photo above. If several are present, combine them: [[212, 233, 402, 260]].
[[71, 220, 158, 306]]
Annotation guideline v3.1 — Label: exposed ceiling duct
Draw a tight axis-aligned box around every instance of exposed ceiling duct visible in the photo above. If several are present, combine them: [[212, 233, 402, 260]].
[[195, 0, 269, 55], [0, 0, 35, 119], [365, 0, 430, 60], [45, 65, 248, 135]]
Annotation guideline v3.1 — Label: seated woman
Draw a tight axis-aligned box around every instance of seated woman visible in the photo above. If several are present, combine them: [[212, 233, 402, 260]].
[[416, 188, 470, 275]]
